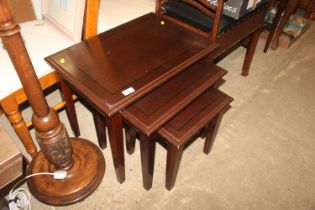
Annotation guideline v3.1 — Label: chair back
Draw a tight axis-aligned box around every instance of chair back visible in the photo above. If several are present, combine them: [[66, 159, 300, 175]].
[[156, 0, 224, 41]]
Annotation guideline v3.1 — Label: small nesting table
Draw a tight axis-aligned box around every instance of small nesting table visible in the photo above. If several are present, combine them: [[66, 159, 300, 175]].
[[122, 60, 231, 190], [45, 13, 219, 183]]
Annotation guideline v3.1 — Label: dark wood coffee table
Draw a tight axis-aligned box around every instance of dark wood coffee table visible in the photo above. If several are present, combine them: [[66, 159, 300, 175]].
[[45, 13, 218, 183]]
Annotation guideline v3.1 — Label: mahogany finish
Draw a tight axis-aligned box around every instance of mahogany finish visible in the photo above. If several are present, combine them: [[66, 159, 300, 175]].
[[92, 110, 107, 149], [46, 13, 218, 116], [59, 80, 80, 137], [156, 0, 268, 76], [0, 0, 104, 205], [122, 59, 227, 137], [125, 87, 232, 190], [159, 89, 232, 190], [46, 13, 219, 183], [122, 61, 229, 190]]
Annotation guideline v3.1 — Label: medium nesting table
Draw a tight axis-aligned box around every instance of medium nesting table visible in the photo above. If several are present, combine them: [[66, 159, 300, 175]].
[[45, 13, 219, 183]]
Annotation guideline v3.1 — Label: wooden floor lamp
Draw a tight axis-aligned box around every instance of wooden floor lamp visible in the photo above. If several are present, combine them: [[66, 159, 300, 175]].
[[0, 0, 105, 205]]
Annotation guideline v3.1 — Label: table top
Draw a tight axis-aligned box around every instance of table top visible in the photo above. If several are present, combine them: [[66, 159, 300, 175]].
[[45, 13, 218, 117], [122, 60, 226, 136]]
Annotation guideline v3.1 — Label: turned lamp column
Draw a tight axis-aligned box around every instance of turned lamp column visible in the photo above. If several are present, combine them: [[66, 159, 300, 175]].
[[0, 0, 105, 205]]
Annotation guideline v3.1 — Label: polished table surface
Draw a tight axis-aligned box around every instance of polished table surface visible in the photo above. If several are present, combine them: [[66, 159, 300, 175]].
[[45, 12, 218, 182], [46, 13, 218, 117]]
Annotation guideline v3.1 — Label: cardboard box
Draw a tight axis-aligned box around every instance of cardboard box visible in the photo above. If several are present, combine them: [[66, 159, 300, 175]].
[[261, 14, 312, 48], [206, 0, 268, 19], [0, 127, 23, 189], [8, 0, 36, 23]]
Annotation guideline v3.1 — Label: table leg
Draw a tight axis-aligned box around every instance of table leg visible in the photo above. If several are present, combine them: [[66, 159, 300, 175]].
[[125, 124, 137, 155], [203, 114, 222, 154], [166, 144, 183, 190], [271, 0, 299, 50], [264, 0, 287, 52], [59, 80, 80, 137], [304, 0, 315, 20], [139, 134, 156, 190], [92, 111, 107, 149], [106, 113, 125, 183], [242, 28, 261, 76]]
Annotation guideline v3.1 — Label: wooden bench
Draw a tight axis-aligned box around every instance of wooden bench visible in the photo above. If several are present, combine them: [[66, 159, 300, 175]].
[[121, 60, 231, 190], [156, 0, 269, 76]]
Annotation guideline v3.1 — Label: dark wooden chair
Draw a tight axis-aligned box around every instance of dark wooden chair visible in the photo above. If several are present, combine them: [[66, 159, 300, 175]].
[[155, 0, 269, 76]]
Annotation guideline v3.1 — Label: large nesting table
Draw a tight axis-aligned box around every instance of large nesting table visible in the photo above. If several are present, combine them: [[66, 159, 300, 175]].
[[45, 13, 218, 183]]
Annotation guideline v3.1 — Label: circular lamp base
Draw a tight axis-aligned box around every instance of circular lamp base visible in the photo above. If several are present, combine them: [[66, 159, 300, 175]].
[[27, 138, 105, 206]]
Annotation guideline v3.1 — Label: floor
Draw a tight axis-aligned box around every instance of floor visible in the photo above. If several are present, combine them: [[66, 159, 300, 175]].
[[1, 1, 315, 210]]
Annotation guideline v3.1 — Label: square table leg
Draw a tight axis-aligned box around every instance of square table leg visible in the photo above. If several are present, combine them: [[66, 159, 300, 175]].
[[139, 133, 156, 190], [92, 111, 107, 149], [105, 113, 126, 183], [59, 80, 80, 137]]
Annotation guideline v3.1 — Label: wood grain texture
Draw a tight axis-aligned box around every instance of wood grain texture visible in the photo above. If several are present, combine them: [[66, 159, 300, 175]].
[[160, 88, 231, 190], [122, 59, 226, 136], [158, 88, 232, 147], [45, 13, 218, 117]]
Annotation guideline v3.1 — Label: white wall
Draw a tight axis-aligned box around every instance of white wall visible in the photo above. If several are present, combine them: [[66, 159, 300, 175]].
[[31, 0, 42, 19]]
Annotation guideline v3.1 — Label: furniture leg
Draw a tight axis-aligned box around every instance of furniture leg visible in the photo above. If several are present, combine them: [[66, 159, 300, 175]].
[[200, 124, 208, 139], [92, 111, 107, 149], [59, 80, 80, 137], [139, 134, 156, 190], [125, 124, 137, 155], [264, 0, 287, 52], [166, 144, 183, 190], [1, 96, 38, 159], [304, 0, 315, 20], [242, 28, 261, 76], [203, 114, 223, 154], [271, 0, 299, 50], [105, 113, 125, 183]]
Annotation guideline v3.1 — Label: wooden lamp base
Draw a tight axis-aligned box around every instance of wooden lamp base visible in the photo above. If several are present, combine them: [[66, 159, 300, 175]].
[[27, 138, 105, 206]]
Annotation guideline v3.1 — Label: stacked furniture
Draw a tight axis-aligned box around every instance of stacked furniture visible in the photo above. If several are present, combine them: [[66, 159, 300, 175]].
[[47, 12, 235, 191], [46, 13, 220, 183], [50, 0, 269, 191], [2, 0, 269, 196], [122, 59, 232, 190], [120, 0, 268, 189]]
